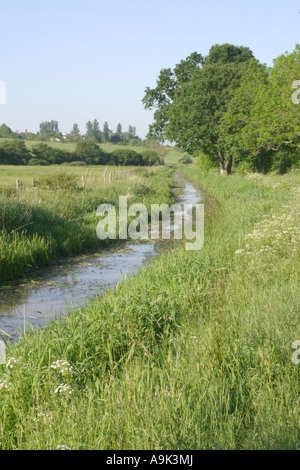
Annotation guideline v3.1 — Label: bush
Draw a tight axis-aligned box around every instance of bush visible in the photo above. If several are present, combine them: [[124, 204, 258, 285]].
[[31, 143, 75, 165], [271, 149, 300, 174], [198, 151, 217, 171], [234, 160, 254, 174], [111, 149, 143, 166], [179, 155, 193, 165], [0, 140, 30, 165], [75, 140, 110, 165], [28, 158, 48, 166], [35, 172, 79, 191], [141, 150, 160, 166], [61, 161, 86, 166]]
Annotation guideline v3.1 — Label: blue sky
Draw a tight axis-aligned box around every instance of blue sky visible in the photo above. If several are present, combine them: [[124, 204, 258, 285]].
[[0, 0, 299, 138]]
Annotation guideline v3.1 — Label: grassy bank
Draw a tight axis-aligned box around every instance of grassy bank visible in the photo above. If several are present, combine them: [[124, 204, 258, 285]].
[[0, 166, 173, 283], [0, 169, 299, 449]]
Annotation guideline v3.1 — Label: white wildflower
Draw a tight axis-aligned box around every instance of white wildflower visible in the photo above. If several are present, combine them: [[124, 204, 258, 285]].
[[55, 383, 74, 395], [50, 360, 73, 374], [6, 358, 20, 369], [0, 380, 13, 391], [33, 412, 52, 425]]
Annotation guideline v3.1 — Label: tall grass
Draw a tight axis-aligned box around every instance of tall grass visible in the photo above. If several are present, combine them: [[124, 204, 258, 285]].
[[0, 167, 173, 283], [0, 169, 299, 449]]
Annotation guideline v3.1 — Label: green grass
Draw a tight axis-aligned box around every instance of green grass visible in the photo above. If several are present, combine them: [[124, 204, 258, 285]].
[[0, 169, 299, 449], [163, 148, 195, 165], [0, 165, 173, 283], [0, 164, 139, 188]]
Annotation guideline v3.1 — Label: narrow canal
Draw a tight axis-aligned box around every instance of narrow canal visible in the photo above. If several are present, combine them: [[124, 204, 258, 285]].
[[0, 174, 202, 342]]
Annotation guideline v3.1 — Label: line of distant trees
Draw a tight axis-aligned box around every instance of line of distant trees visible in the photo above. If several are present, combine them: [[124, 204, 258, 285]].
[[84, 120, 141, 145], [0, 120, 146, 146], [0, 139, 163, 166]]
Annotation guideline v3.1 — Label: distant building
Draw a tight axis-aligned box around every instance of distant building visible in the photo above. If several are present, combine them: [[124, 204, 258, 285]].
[[19, 129, 34, 139], [63, 133, 82, 141]]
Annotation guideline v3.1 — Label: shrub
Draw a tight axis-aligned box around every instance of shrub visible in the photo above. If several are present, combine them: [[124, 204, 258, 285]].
[[0, 140, 30, 165], [31, 143, 74, 165], [75, 140, 110, 165], [271, 149, 300, 174], [28, 158, 48, 166], [35, 172, 79, 191], [179, 155, 193, 165], [111, 149, 143, 166], [141, 150, 160, 166], [198, 151, 217, 171], [61, 161, 86, 166]]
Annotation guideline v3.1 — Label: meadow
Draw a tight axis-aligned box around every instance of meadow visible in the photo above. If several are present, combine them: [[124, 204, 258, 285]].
[[0, 166, 298, 449], [0, 163, 142, 187]]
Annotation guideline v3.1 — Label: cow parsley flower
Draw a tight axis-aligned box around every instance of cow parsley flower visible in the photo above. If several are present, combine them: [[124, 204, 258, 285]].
[[55, 383, 74, 395], [50, 360, 73, 374], [6, 358, 20, 369], [0, 380, 13, 391]]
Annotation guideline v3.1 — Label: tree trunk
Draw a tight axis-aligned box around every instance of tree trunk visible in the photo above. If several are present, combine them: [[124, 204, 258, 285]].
[[218, 151, 233, 175]]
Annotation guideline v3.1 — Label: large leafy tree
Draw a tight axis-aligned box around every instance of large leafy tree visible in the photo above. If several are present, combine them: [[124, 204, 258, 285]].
[[220, 60, 270, 172], [222, 45, 300, 173], [143, 44, 257, 174], [142, 52, 204, 141], [251, 45, 300, 151]]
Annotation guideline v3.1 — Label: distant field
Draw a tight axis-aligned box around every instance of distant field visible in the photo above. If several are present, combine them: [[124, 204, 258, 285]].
[[163, 147, 194, 164], [0, 138, 191, 165], [0, 164, 136, 189]]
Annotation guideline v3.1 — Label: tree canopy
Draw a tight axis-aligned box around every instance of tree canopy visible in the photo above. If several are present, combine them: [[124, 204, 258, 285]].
[[222, 45, 300, 173], [143, 43, 300, 174]]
